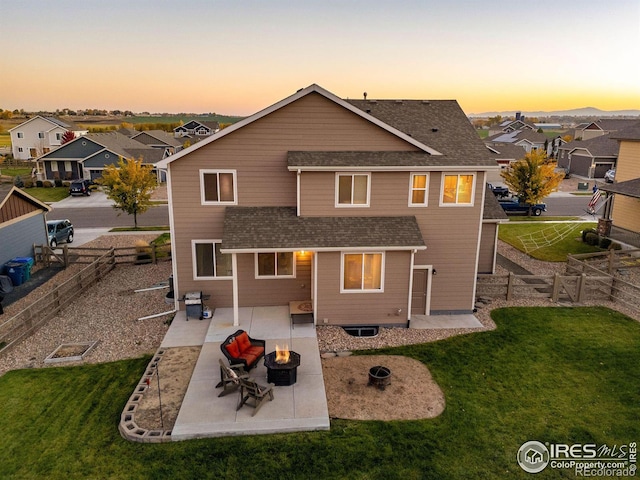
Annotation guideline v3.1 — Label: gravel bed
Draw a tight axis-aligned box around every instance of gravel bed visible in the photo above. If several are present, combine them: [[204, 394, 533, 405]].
[[2, 233, 638, 376], [0, 235, 173, 377]]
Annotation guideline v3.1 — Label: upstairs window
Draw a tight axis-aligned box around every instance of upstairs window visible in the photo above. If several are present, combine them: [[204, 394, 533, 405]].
[[441, 173, 475, 206], [17, 132, 24, 138], [38, 132, 45, 139], [342, 252, 384, 292], [409, 173, 428, 206], [200, 169, 236, 205], [336, 173, 370, 207], [192, 240, 232, 279], [255, 252, 295, 278]]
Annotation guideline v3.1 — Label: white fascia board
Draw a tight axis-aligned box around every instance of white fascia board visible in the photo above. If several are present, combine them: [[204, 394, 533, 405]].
[[288, 164, 500, 172], [220, 245, 427, 254], [157, 84, 442, 169]]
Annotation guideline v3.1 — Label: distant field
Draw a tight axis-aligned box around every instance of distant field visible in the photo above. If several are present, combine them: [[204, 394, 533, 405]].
[[0, 134, 10, 147]]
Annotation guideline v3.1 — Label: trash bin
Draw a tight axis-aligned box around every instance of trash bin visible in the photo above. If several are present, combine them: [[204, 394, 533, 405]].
[[11, 257, 34, 282], [4, 262, 24, 287]]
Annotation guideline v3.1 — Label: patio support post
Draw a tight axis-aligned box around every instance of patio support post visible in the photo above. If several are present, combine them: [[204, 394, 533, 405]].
[[407, 249, 415, 321], [232, 253, 239, 326]]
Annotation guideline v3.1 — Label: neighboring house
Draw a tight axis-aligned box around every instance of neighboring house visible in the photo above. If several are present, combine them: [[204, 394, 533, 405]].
[[488, 113, 536, 135], [557, 134, 619, 179], [36, 131, 165, 182], [600, 122, 640, 247], [486, 142, 527, 168], [129, 130, 184, 155], [0, 186, 50, 267], [486, 129, 548, 154], [158, 84, 502, 328], [8, 116, 88, 160], [572, 119, 640, 141], [173, 120, 220, 142]]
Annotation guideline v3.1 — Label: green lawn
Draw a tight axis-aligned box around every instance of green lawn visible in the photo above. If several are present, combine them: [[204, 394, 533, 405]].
[[0, 167, 31, 177], [0, 133, 11, 147], [21, 186, 69, 203], [0, 306, 638, 479], [499, 221, 601, 261]]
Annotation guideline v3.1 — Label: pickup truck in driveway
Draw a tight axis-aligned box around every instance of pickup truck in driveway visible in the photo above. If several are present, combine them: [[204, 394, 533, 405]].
[[487, 183, 510, 198], [499, 199, 547, 216]]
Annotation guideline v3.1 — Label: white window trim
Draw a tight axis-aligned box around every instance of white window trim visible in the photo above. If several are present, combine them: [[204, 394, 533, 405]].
[[408, 173, 429, 207], [254, 252, 296, 279], [439, 172, 476, 207], [335, 172, 371, 208], [340, 252, 385, 293], [191, 239, 233, 280], [200, 169, 237, 205]]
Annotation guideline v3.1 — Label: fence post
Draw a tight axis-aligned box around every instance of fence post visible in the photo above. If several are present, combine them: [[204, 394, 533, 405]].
[[152, 244, 157, 264], [608, 249, 615, 275], [63, 245, 69, 268], [552, 273, 560, 302], [576, 273, 586, 303], [506, 272, 514, 301]]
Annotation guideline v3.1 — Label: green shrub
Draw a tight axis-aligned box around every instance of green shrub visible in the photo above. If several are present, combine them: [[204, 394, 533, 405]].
[[54, 178, 63, 187], [36, 180, 43, 187], [585, 232, 600, 246], [13, 175, 24, 187], [43, 180, 53, 188], [23, 180, 34, 188], [62, 181, 70, 187], [599, 237, 612, 249], [582, 228, 598, 242]]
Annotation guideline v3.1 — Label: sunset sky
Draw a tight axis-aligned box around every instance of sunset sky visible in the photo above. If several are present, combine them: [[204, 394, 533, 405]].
[[2, 0, 639, 116]]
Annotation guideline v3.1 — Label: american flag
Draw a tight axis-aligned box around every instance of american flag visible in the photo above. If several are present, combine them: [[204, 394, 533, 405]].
[[588, 187, 602, 209]]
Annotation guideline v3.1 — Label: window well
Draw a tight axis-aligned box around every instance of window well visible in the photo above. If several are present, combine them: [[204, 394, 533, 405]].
[[343, 326, 379, 337]]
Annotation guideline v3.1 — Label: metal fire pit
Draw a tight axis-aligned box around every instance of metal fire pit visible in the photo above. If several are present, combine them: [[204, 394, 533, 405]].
[[368, 365, 391, 390], [264, 351, 301, 386]]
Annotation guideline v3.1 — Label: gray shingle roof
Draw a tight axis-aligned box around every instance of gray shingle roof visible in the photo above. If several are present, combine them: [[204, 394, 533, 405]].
[[486, 142, 527, 160], [599, 178, 640, 198], [610, 121, 640, 141], [559, 134, 619, 157], [221, 207, 426, 251], [483, 185, 509, 221], [288, 150, 487, 168], [346, 99, 496, 167], [86, 132, 159, 163]]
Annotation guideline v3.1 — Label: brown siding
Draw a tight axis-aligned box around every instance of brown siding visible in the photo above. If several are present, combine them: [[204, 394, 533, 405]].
[[170, 92, 420, 303], [316, 251, 411, 326], [0, 194, 41, 223], [478, 223, 497, 274], [610, 141, 640, 233], [237, 251, 311, 307]]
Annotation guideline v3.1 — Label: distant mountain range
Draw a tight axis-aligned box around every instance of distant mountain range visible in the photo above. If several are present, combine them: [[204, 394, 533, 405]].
[[469, 107, 640, 118]]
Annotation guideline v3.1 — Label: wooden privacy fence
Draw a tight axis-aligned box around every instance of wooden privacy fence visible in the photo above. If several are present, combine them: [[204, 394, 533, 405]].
[[33, 243, 171, 268], [478, 249, 640, 316], [0, 249, 116, 355], [477, 272, 614, 303]]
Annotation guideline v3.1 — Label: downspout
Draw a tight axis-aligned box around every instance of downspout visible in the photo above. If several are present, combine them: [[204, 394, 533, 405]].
[[407, 249, 416, 327], [296, 169, 301, 217], [232, 253, 239, 326]]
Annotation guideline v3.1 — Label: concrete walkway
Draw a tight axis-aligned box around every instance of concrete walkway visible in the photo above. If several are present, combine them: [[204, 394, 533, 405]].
[[163, 307, 329, 440]]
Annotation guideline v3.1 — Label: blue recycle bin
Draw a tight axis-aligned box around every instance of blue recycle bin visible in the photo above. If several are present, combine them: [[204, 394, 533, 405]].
[[11, 257, 34, 282], [4, 262, 24, 287]]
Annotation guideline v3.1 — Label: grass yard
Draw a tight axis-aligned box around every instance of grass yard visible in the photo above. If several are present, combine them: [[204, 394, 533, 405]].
[[0, 133, 11, 147], [0, 167, 31, 177], [21, 186, 69, 203], [0, 306, 638, 479], [499, 221, 600, 261]]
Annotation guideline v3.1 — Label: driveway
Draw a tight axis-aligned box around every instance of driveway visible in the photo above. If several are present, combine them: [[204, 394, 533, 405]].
[[49, 190, 114, 208]]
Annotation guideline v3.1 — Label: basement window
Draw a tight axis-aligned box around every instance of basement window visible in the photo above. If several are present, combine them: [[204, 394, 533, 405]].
[[343, 326, 379, 337]]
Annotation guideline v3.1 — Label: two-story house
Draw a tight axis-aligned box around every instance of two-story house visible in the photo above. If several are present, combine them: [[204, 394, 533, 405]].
[[173, 120, 220, 142], [158, 85, 502, 328], [9, 116, 88, 160], [600, 122, 640, 247]]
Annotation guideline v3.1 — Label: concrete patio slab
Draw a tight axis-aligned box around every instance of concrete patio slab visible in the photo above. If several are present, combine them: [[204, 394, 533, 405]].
[[170, 306, 329, 441], [160, 311, 211, 348]]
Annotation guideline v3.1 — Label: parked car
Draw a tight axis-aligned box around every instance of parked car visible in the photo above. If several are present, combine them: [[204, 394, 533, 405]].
[[487, 183, 510, 198], [46, 219, 74, 247], [604, 169, 615, 183], [69, 179, 92, 196], [499, 199, 547, 216]]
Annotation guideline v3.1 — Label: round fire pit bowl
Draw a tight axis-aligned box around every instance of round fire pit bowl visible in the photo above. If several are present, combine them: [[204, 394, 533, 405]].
[[367, 365, 391, 391]]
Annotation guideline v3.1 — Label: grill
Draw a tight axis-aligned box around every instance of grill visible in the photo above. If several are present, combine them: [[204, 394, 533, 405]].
[[368, 365, 391, 390], [264, 351, 301, 386]]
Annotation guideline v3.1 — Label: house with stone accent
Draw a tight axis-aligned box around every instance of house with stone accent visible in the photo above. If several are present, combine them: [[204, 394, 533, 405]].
[[158, 84, 504, 327]]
